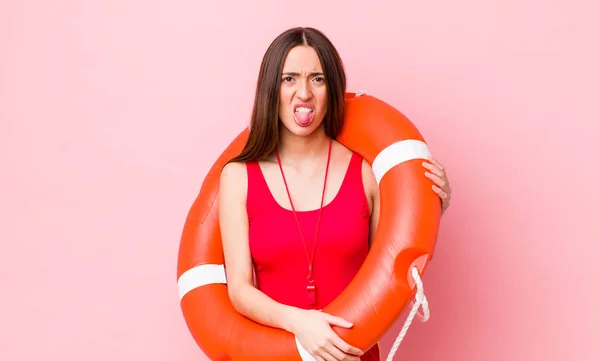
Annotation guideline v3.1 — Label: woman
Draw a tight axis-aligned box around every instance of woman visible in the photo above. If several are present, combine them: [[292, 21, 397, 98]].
[[218, 27, 451, 361]]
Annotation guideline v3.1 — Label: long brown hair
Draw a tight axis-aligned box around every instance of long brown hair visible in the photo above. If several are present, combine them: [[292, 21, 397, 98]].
[[228, 27, 347, 164]]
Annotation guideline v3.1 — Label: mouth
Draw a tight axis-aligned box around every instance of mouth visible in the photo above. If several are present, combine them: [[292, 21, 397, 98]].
[[293, 103, 315, 127], [294, 103, 315, 113]]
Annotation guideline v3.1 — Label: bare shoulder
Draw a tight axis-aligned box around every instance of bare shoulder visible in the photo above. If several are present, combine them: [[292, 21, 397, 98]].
[[221, 161, 246, 178], [331, 139, 354, 163], [220, 161, 247, 202]]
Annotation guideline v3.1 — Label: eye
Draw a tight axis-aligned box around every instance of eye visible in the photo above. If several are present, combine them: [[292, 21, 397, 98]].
[[313, 77, 325, 82], [282, 76, 294, 82]]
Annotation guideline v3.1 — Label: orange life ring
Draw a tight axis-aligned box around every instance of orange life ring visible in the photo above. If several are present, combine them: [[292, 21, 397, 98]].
[[177, 92, 441, 361]]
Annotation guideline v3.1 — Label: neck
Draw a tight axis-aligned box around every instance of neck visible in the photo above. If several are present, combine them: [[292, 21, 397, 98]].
[[276, 125, 330, 166]]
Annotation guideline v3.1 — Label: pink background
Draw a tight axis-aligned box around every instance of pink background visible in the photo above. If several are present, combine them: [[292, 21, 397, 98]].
[[2, 1, 599, 360]]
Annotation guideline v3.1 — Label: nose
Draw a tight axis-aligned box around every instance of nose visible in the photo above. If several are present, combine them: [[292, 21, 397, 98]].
[[296, 78, 313, 100]]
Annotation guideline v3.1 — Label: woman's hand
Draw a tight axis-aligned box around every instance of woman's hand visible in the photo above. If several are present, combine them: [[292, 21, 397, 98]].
[[286, 308, 363, 361], [423, 156, 452, 214]]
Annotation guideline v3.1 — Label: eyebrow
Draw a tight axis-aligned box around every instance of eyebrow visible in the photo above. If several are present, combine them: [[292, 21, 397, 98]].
[[281, 72, 324, 76]]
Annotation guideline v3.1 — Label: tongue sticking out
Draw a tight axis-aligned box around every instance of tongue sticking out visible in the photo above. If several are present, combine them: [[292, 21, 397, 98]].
[[294, 110, 314, 127]]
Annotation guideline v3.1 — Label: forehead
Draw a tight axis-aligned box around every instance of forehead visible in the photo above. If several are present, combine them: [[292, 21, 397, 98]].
[[282, 45, 323, 72]]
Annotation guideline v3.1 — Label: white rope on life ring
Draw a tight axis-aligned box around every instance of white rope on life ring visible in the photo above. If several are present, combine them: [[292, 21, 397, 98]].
[[384, 266, 430, 361]]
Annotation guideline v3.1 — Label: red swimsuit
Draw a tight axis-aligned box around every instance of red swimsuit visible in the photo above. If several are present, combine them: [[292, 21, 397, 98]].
[[246, 152, 380, 361]]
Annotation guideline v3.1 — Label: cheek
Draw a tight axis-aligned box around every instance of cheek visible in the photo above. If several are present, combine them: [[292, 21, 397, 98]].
[[318, 91, 328, 114], [278, 93, 289, 115], [279, 89, 293, 106]]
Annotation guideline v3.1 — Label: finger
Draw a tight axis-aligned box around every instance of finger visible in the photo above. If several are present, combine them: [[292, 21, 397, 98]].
[[314, 355, 327, 361], [325, 344, 348, 361], [422, 161, 444, 178], [331, 334, 363, 357], [433, 185, 450, 212], [324, 314, 353, 328], [317, 348, 337, 361], [427, 155, 445, 171], [432, 185, 448, 200], [424, 171, 448, 190]]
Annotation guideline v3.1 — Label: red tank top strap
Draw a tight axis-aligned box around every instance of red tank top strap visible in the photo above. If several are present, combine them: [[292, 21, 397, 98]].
[[348, 151, 362, 173], [337, 151, 370, 217]]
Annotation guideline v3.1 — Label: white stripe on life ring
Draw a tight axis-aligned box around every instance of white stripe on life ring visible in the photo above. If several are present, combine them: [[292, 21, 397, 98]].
[[177, 263, 227, 301], [371, 140, 431, 184]]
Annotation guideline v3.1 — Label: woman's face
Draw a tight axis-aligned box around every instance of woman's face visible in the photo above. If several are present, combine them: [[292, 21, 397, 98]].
[[278, 45, 328, 137]]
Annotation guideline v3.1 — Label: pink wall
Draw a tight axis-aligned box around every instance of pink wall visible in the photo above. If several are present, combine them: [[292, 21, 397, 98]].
[[2, 1, 599, 360]]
